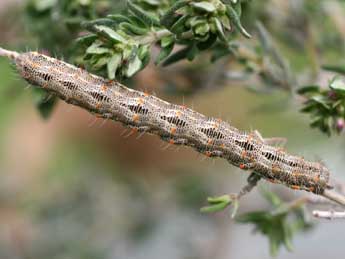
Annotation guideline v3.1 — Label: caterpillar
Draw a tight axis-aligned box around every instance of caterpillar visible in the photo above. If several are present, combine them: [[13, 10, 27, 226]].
[[0, 47, 332, 195]]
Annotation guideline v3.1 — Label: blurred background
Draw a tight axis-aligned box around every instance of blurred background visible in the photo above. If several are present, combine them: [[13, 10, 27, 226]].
[[1, 0, 345, 258]]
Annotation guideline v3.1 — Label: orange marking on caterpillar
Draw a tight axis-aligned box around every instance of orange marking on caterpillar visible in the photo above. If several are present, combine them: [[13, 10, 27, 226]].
[[170, 127, 177, 135], [169, 139, 175, 145], [101, 85, 108, 91], [207, 139, 213, 145], [133, 114, 140, 122], [138, 98, 144, 105], [239, 164, 245, 169], [272, 164, 280, 174], [205, 151, 212, 157], [96, 103, 102, 109], [241, 150, 247, 158], [290, 185, 301, 190]]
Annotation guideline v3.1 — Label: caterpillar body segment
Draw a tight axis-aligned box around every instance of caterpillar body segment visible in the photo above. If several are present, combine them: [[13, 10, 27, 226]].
[[6, 49, 331, 194]]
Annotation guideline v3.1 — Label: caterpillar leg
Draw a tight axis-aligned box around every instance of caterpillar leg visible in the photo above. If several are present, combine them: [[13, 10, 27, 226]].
[[228, 172, 262, 217]]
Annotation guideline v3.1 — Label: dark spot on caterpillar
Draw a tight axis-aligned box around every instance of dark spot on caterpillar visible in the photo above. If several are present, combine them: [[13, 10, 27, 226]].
[[235, 140, 254, 151], [262, 152, 285, 162], [40, 72, 52, 81], [289, 161, 298, 167], [128, 104, 149, 115], [23, 65, 30, 72], [89, 91, 111, 103], [160, 115, 187, 127], [201, 128, 224, 139], [62, 81, 78, 90]]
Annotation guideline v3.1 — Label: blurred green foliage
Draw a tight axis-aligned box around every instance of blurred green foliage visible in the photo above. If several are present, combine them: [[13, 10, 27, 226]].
[[298, 76, 345, 135], [237, 190, 312, 257], [75, 0, 249, 79]]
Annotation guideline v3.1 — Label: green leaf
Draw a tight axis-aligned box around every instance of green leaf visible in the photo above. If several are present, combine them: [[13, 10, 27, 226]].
[[300, 102, 317, 113], [200, 195, 231, 213], [127, 0, 160, 26], [161, 36, 174, 48], [211, 17, 227, 42], [86, 41, 110, 54], [33, 0, 57, 12], [156, 43, 174, 65], [170, 15, 190, 34], [93, 25, 128, 43], [107, 14, 134, 24], [107, 54, 122, 79], [207, 195, 231, 204], [162, 45, 193, 66], [92, 56, 109, 69], [330, 77, 345, 93], [211, 44, 235, 62], [119, 22, 149, 35], [75, 34, 98, 47], [124, 55, 142, 77], [196, 33, 217, 50], [32, 88, 57, 119], [191, 2, 216, 13], [186, 44, 199, 60], [296, 85, 320, 95], [160, 0, 191, 28], [261, 189, 282, 208], [322, 64, 345, 75], [194, 22, 210, 36], [82, 18, 118, 28], [226, 5, 251, 38], [310, 96, 330, 110], [236, 190, 309, 257], [200, 201, 229, 213]]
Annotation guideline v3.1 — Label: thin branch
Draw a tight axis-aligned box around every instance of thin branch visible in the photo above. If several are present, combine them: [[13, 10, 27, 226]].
[[313, 210, 345, 219], [321, 189, 345, 207], [0, 47, 18, 59]]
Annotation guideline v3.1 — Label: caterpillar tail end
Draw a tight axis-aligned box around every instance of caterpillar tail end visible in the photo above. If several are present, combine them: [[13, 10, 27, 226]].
[[0, 47, 19, 60]]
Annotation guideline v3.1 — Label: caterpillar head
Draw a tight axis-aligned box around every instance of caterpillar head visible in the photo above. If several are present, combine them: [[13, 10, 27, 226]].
[[14, 51, 51, 86]]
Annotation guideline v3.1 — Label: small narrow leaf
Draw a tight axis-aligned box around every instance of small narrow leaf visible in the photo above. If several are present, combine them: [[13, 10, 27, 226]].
[[226, 5, 251, 38], [160, 0, 191, 28], [86, 41, 110, 54], [107, 54, 122, 79], [32, 88, 57, 119], [127, 0, 160, 26], [94, 25, 128, 43], [124, 55, 142, 77], [162, 45, 193, 66], [191, 2, 216, 13], [156, 43, 174, 65]]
